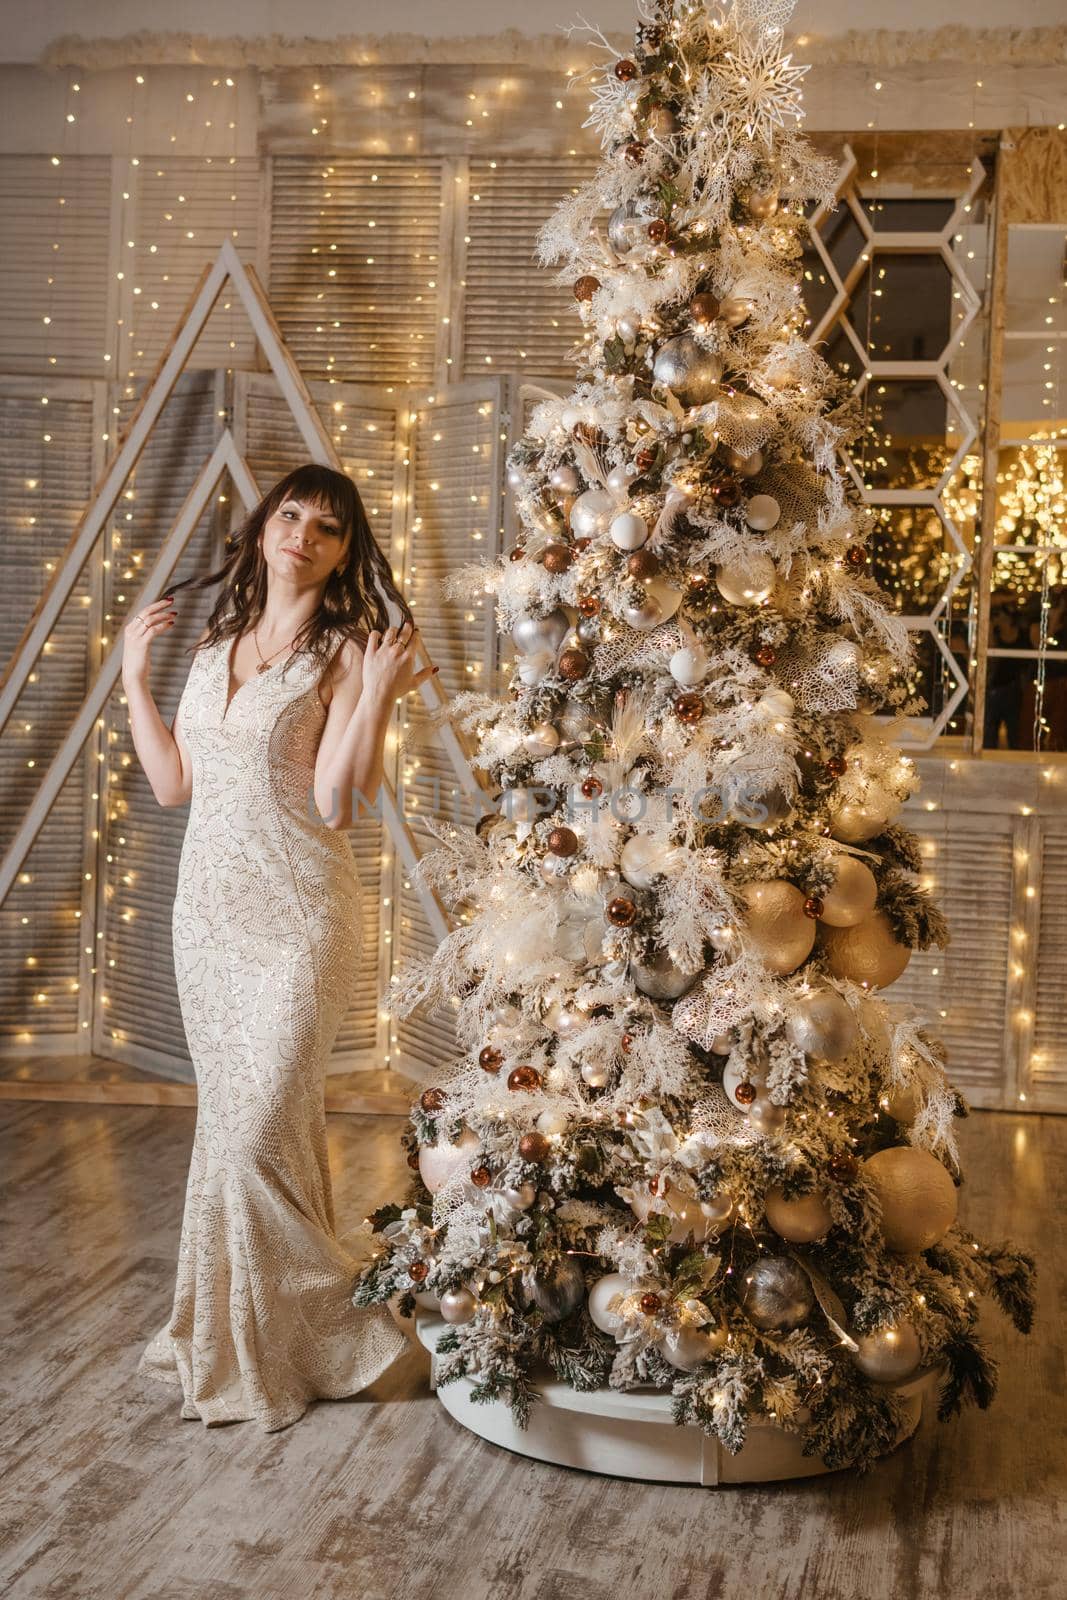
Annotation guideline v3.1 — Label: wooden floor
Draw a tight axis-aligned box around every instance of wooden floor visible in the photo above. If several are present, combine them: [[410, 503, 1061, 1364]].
[[0, 1100, 1062, 1600]]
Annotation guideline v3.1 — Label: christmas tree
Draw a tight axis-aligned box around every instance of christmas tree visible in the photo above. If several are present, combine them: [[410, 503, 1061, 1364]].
[[355, 0, 1035, 1474]]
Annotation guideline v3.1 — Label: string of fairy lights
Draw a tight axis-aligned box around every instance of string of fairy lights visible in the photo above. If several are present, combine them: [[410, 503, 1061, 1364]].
[[4, 55, 1065, 1076]]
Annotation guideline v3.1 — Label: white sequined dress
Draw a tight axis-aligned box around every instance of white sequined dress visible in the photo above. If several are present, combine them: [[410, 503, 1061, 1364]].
[[137, 626, 408, 1430]]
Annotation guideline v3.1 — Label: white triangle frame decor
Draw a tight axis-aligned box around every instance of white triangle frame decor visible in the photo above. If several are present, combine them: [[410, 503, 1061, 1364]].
[[0, 239, 478, 939]]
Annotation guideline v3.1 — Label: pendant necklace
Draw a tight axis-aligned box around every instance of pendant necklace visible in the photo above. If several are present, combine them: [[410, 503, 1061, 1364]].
[[252, 627, 299, 674]]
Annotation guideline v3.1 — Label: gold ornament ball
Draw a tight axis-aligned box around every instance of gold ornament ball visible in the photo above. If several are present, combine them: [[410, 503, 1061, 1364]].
[[819, 856, 879, 927], [854, 1319, 923, 1383], [741, 880, 817, 976], [764, 1186, 834, 1243], [862, 1146, 958, 1253], [820, 911, 912, 989], [883, 1080, 923, 1123]]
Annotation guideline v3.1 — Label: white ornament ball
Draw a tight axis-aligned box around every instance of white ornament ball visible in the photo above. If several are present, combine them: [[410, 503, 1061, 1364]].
[[657, 1323, 728, 1372], [820, 856, 879, 927], [669, 645, 709, 687], [620, 833, 684, 889], [630, 946, 702, 999], [711, 1031, 734, 1056], [825, 637, 863, 673], [418, 1126, 482, 1194], [570, 488, 616, 539], [511, 608, 569, 656], [516, 651, 553, 687], [503, 1182, 537, 1210], [745, 494, 781, 532], [523, 721, 560, 759], [764, 1186, 834, 1243], [821, 911, 912, 990], [883, 1081, 922, 1123], [741, 880, 817, 976], [609, 510, 649, 551], [854, 1320, 923, 1383], [715, 555, 776, 606], [606, 461, 640, 494], [723, 446, 764, 478], [831, 786, 899, 844], [785, 989, 858, 1062], [588, 1272, 636, 1338], [623, 577, 682, 631], [580, 1059, 611, 1088], [536, 1108, 570, 1137], [549, 465, 580, 497], [862, 1146, 958, 1253], [439, 1287, 479, 1325]]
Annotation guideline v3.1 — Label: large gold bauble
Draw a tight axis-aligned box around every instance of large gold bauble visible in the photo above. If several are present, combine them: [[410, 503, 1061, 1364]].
[[741, 880, 816, 975], [819, 855, 879, 927], [862, 1145, 959, 1253], [764, 1186, 834, 1243], [853, 1319, 923, 1382], [820, 911, 911, 989]]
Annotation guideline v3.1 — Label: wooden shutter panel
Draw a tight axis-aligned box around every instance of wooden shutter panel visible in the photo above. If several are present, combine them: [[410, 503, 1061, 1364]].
[[890, 809, 1014, 1108], [269, 157, 443, 385], [1032, 828, 1067, 1100], [0, 156, 112, 377], [0, 378, 98, 1044], [234, 369, 401, 1066], [463, 157, 598, 382], [97, 370, 223, 1079], [126, 158, 263, 376], [393, 378, 501, 1079]]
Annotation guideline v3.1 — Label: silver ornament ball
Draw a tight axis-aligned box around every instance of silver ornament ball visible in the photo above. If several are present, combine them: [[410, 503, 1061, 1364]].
[[740, 1256, 814, 1331]]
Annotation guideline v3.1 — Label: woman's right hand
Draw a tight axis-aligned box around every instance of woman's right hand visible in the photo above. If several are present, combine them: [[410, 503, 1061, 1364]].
[[122, 595, 175, 683]]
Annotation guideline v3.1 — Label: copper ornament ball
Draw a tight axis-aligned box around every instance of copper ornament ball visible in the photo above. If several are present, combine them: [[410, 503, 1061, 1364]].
[[508, 1064, 543, 1092], [573, 536, 593, 552], [710, 477, 742, 507], [574, 274, 600, 302], [578, 594, 601, 617], [846, 544, 867, 566], [803, 896, 824, 920], [690, 291, 721, 323], [620, 1031, 635, 1053], [508, 546, 525, 562], [606, 896, 638, 927], [479, 1045, 503, 1073], [647, 218, 668, 243], [470, 1166, 491, 1189], [635, 445, 658, 472], [547, 825, 579, 857], [755, 644, 777, 667], [627, 548, 660, 578], [408, 1260, 429, 1282], [624, 141, 646, 165], [640, 1292, 662, 1313], [519, 1130, 551, 1163], [686, 572, 710, 595], [673, 692, 705, 724], [826, 754, 847, 778], [734, 1079, 757, 1106], [614, 57, 639, 81], [558, 647, 591, 681], [420, 1086, 447, 1112], [572, 421, 604, 448], [580, 775, 604, 798], [542, 543, 573, 574]]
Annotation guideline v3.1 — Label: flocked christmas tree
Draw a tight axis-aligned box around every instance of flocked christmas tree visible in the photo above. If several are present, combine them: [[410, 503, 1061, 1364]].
[[354, 0, 1035, 1473]]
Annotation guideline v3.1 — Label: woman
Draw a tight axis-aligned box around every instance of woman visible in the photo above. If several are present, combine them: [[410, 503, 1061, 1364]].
[[123, 462, 436, 1431]]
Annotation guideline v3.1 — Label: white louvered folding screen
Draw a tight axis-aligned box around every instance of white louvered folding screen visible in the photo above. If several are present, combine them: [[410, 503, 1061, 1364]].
[[463, 157, 598, 382], [392, 378, 502, 1082], [0, 378, 99, 1046], [96, 370, 224, 1079], [891, 808, 1015, 1109], [269, 157, 445, 385], [234, 368, 404, 1067], [0, 156, 113, 378], [124, 158, 264, 377], [1032, 828, 1067, 1102]]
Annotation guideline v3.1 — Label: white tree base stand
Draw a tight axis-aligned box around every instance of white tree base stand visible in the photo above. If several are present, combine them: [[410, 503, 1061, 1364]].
[[413, 1306, 942, 1486]]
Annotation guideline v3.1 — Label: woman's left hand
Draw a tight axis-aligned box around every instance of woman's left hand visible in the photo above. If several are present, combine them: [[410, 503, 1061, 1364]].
[[362, 622, 438, 703]]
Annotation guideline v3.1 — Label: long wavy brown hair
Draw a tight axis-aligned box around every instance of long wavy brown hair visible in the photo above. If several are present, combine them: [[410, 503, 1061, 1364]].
[[168, 462, 413, 670]]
